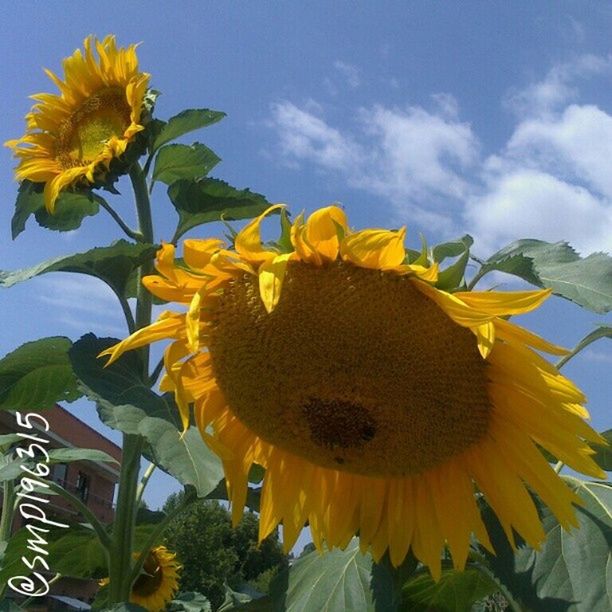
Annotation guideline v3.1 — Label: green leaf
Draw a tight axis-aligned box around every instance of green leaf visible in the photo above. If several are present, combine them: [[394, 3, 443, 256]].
[[152, 143, 221, 185], [400, 568, 499, 612], [0, 240, 158, 300], [481, 240, 612, 313], [46, 447, 119, 464], [0, 337, 81, 410], [0, 447, 117, 483], [168, 178, 271, 241], [69, 334, 224, 496], [169, 592, 212, 611], [513, 479, 612, 611], [0, 524, 107, 583], [434, 235, 474, 291], [279, 538, 375, 611], [152, 108, 226, 152], [432, 235, 474, 263], [591, 430, 612, 471], [12, 181, 104, 238], [0, 434, 21, 449], [480, 480, 612, 611]]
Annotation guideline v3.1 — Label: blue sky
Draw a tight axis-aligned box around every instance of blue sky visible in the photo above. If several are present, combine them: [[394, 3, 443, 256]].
[[0, 2, 610, 511]]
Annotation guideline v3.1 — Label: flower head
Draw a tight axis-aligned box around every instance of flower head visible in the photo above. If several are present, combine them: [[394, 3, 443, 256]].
[[100, 545, 181, 611], [101, 205, 606, 578], [5, 35, 150, 212]]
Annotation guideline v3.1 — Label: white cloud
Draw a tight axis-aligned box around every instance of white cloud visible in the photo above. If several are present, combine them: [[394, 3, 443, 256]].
[[271, 101, 360, 171], [583, 348, 612, 364], [268, 55, 612, 253], [333, 61, 361, 89], [465, 169, 612, 256], [505, 55, 612, 117], [508, 104, 612, 198], [269, 99, 478, 230]]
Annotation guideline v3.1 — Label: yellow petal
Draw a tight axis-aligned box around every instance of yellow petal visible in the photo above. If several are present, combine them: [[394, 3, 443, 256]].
[[98, 312, 184, 364], [341, 228, 406, 270], [258, 253, 293, 313], [292, 205, 348, 263], [183, 238, 225, 270], [234, 204, 285, 264], [475, 322, 495, 358], [454, 289, 552, 316]]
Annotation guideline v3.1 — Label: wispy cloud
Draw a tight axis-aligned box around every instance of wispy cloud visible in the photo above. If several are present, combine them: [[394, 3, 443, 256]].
[[504, 55, 612, 117], [333, 60, 361, 89], [267, 54, 612, 256], [269, 97, 478, 231]]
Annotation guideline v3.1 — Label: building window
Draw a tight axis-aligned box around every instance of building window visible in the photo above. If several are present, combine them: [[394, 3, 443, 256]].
[[76, 471, 90, 503], [51, 463, 68, 486]]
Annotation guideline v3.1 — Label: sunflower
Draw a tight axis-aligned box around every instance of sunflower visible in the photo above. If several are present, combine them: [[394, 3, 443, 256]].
[[101, 205, 606, 579], [5, 35, 150, 213], [100, 545, 181, 611]]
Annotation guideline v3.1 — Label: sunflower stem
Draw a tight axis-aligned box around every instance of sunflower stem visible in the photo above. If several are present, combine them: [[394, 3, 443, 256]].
[[106, 162, 156, 604], [466, 264, 488, 291], [99, 197, 143, 242], [109, 434, 144, 602]]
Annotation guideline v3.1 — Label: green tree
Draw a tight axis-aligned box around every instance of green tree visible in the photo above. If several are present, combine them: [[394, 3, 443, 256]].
[[162, 491, 288, 610]]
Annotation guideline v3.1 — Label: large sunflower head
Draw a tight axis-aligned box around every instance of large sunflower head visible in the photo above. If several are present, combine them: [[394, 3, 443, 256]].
[[5, 35, 150, 213], [101, 205, 606, 578]]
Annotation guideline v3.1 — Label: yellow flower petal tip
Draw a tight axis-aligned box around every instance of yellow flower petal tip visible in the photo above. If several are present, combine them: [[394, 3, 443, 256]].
[[103, 204, 603, 577]]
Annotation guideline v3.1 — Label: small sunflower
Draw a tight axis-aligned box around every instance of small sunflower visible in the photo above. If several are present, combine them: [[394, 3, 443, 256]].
[[101, 205, 606, 578], [5, 35, 150, 213], [100, 545, 181, 611]]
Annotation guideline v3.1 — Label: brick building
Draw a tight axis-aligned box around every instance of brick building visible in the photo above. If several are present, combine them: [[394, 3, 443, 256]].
[[0, 405, 122, 609]]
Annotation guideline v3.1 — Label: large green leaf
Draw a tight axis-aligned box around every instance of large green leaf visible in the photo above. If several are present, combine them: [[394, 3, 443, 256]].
[[277, 538, 375, 611], [0, 524, 107, 583], [513, 479, 612, 611], [168, 178, 271, 241], [152, 108, 226, 152], [480, 240, 612, 313], [0, 240, 157, 300], [0, 447, 118, 483], [400, 569, 498, 611], [0, 337, 81, 410], [480, 480, 612, 611], [69, 335, 224, 496], [152, 143, 221, 184], [11, 181, 103, 238]]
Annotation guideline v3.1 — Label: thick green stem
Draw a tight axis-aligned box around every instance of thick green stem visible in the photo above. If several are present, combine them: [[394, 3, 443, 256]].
[[0, 480, 16, 543], [106, 163, 156, 605], [108, 434, 143, 602]]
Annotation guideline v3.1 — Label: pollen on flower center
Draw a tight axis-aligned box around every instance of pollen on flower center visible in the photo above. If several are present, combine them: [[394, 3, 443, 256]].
[[207, 260, 492, 476], [57, 87, 130, 167]]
